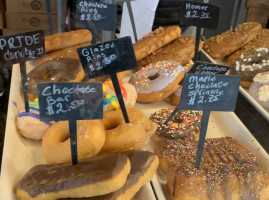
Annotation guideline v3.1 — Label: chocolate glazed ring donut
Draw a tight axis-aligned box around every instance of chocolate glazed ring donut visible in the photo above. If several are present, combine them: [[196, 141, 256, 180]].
[[27, 58, 85, 94]]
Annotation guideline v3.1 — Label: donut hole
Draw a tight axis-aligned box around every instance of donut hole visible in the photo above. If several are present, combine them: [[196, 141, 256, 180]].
[[43, 67, 58, 80], [148, 73, 160, 80], [105, 121, 122, 130]]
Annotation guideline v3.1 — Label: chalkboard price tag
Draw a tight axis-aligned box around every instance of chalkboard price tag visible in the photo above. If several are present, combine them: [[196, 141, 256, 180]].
[[188, 61, 230, 75], [77, 36, 137, 78], [181, 1, 220, 29], [0, 29, 45, 67], [179, 74, 240, 111], [76, 0, 117, 31], [166, 74, 240, 168], [37, 82, 103, 122]]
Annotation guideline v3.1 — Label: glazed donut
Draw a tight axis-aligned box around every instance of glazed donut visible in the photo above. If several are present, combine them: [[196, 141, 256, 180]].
[[103, 80, 137, 113], [42, 120, 105, 164], [16, 112, 52, 140], [150, 108, 202, 141], [129, 61, 185, 103], [100, 107, 157, 154], [27, 58, 85, 100], [169, 85, 182, 106], [229, 47, 269, 88]]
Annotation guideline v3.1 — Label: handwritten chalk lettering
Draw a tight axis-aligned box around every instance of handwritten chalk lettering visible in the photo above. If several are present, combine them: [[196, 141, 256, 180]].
[[186, 3, 208, 11], [185, 10, 211, 19], [79, 1, 107, 9], [3, 46, 44, 61], [41, 84, 96, 96], [81, 42, 115, 57], [0, 33, 40, 50], [187, 75, 229, 105]]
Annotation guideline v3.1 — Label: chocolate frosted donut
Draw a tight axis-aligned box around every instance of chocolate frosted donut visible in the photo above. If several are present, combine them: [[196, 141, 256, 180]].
[[150, 108, 202, 141], [230, 47, 269, 88], [27, 58, 84, 94]]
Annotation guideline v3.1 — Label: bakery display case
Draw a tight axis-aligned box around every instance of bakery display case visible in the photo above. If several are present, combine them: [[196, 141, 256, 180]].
[[0, 0, 269, 200]]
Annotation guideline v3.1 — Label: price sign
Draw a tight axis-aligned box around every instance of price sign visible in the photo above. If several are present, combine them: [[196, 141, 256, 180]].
[[77, 36, 137, 123], [180, 74, 240, 111], [77, 36, 137, 78], [166, 74, 240, 168], [0, 29, 45, 113], [38, 82, 103, 165], [38, 82, 103, 122], [188, 61, 230, 75], [181, 1, 220, 29], [76, 1, 117, 31], [0, 30, 45, 67]]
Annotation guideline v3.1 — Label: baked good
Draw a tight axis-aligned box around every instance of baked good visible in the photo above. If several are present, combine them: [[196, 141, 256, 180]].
[[203, 22, 262, 58], [167, 163, 269, 200], [137, 35, 197, 69], [155, 137, 269, 199], [228, 28, 269, 65], [60, 150, 159, 200], [16, 154, 131, 200], [37, 42, 92, 65], [129, 61, 185, 103], [45, 29, 92, 53], [169, 85, 182, 106], [150, 108, 202, 141], [16, 112, 52, 140], [133, 26, 181, 61], [249, 71, 269, 110], [42, 120, 106, 164], [229, 47, 269, 88], [100, 107, 157, 154], [103, 80, 137, 113], [27, 58, 85, 100], [154, 137, 258, 174]]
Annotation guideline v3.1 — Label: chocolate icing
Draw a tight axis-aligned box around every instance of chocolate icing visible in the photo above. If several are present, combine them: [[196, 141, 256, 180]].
[[59, 151, 156, 200], [17, 154, 129, 198], [27, 58, 82, 94]]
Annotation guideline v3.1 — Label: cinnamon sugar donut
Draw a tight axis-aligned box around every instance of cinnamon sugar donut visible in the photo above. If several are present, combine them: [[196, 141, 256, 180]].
[[150, 108, 202, 141], [129, 61, 185, 103], [42, 120, 105, 164]]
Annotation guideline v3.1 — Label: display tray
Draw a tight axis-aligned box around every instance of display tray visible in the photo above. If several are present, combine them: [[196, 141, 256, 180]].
[[1, 61, 269, 200], [0, 65, 157, 200], [201, 49, 269, 121], [136, 98, 269, 200]]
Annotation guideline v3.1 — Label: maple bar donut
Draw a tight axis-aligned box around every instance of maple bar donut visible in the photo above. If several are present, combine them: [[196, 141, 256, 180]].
[[229, 47, 269, 88], [150, 108, 202, 141], [27, 57, 84, 100], [16, 154, 131, 200], [42, 120, 105, 164], [100, 107, 157, 154], [129, 61, 185, 103], [203, 22, 262, 58]]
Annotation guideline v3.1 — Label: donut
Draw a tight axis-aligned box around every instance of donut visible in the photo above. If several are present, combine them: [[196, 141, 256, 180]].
[[16, 154, 131, 200], [100, 107, 157, 154], [42, 120, 105, 164], [229, 47, 269, 88], [103, 80, 137, 113], [249, 71, 269, 110], [27, 58, 85, 100], [150, 108, 202, 141], [16, 112, 52, 140], [129, 61, 185, 103], [169, 85, 182, 106]]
